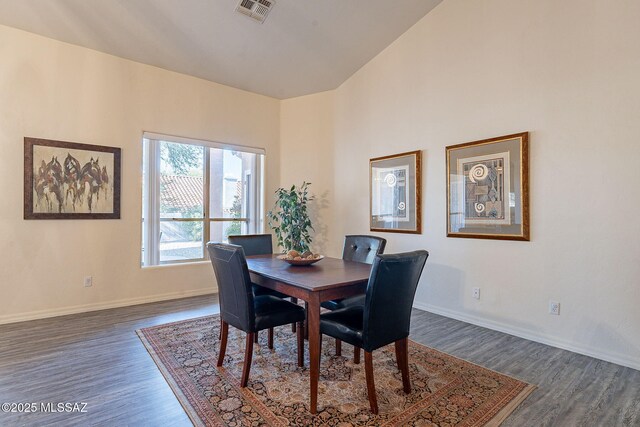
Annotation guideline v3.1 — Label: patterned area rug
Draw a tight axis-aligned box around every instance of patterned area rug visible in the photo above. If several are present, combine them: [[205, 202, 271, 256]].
[[137, 315, 534, 426]]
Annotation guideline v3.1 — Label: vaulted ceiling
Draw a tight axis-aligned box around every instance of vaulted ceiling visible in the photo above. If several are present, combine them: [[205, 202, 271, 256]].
[[0, 0, 442, 99]]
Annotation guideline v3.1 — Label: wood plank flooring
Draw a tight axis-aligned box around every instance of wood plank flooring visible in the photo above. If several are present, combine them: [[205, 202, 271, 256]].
[[0, 295, 638, 426]]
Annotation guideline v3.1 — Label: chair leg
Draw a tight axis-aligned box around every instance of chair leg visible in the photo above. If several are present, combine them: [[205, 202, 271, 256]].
[[241, 332, 255, 387], [354, 346, 361, 364], [304, 302, 309, 339], [217, 321, 229, 367], [395, 338, 411, 393], [297, 321, 304, 367], [394, 340, 402, 371], [268, 327, 274, 349], [254, 331, 259, 344], [291, 298, 298, 333], [335, 339, 342, 356], [218, 317, 222, 340], [364, 351, 378, 414]]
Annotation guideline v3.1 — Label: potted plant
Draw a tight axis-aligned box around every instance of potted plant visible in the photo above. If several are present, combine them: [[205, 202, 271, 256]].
[[267, 182, 314, 253]]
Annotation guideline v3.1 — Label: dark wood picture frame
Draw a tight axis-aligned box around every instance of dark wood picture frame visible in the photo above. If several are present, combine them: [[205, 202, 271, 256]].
[[24, 137, 121, 220], [446, 132, 529, 241], [370, 150, 422, 234]]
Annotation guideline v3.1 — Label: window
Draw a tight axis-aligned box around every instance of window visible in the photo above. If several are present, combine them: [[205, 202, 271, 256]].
[[141, 133, 265, 266]]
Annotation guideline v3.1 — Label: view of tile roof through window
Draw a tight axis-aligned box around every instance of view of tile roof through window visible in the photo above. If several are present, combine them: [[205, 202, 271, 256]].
[[160, 175, 242, 213], [160, 175, 203, 211]]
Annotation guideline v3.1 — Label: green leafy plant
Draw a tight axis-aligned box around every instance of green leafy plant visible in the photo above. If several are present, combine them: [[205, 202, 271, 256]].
[[160, 142, 202, 175], [267, 182, 314, 253], [226, 193, 243, 237]]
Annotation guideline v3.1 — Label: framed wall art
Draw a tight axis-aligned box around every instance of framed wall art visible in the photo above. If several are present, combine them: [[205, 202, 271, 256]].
[[446, 132, 529, 240], [24, 137, 121, 219], [370, 150, 422, 234]]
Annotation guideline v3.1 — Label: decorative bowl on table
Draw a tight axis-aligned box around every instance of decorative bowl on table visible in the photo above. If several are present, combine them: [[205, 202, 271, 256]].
[[278, 250, 324, 266]]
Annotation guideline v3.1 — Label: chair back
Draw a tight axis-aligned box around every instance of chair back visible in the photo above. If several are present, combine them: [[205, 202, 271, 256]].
[[228, 234, 273, 256], [362, 250, 429, 351], [342, 235, 387, 264], [207, 243, 255, 332]]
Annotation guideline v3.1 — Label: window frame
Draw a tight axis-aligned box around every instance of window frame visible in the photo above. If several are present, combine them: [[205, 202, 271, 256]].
[[141, 132, 265, 267]]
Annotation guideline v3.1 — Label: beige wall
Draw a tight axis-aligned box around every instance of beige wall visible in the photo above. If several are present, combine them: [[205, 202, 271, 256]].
[[0, 25, 280, 323], [2, 0, 640, 370], [280, 0, 640, 369], [279, 91, 336, 255]]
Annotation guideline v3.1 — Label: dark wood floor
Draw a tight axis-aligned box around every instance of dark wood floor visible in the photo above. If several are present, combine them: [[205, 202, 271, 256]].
[[0, 295, 638, 426]]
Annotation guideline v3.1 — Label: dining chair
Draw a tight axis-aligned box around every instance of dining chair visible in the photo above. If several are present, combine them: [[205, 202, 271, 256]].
[[227, 234, 273, 257], [321, 235, 386, 311], [228, 233, 300, 341], [207, 243, 305, 387], [319, 250, 428, 414], [320, 235, 386, 358]]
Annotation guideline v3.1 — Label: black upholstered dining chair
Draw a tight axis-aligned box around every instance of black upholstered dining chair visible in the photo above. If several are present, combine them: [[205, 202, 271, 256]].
[[227, 234, 273, 257], [228, 234, 299, 341], [208, 243, 305, 387], [227, 234, 290, 298], [321, 235, 386, 311], [319, 250, 428, 414], [342, 235, 388, 264], [320, 235, 386, 358]]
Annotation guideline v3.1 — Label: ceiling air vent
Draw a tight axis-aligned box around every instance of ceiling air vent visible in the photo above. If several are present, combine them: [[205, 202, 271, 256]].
[[235, 0, 275, 24]]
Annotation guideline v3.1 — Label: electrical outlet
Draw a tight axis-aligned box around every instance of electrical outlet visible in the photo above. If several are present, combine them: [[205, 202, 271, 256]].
[[84, 276, 93, 287], [472, 287, 480, 300], [549, 301, 560, 315]]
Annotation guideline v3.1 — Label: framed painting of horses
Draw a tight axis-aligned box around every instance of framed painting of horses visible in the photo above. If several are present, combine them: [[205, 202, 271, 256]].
[[24, 137, 121, 219]]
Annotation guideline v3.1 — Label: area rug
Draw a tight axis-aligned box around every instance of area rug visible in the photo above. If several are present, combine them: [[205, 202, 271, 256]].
[[137, 315, 535, 426]]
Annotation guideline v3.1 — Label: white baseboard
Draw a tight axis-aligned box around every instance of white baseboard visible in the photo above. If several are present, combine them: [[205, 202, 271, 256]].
[[413, 302, 640, 372], [0, 288, 217, 326]]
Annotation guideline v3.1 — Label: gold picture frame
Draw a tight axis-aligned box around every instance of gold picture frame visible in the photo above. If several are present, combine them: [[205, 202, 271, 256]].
[[370, 150, 422, 234], [446, 132, 529, 241]]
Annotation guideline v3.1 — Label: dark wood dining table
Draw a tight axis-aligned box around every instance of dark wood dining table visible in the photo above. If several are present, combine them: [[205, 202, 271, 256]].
[[245, 254, 372, 414]]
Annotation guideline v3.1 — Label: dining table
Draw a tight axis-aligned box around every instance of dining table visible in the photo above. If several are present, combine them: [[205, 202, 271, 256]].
[[245, 254, 372, 414]]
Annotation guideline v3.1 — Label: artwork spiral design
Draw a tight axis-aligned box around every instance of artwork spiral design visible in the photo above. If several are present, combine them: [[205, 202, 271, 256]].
[[468, 164, 488, 183], [384, 173, 397, 187], [474, 202, 485, 214]]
